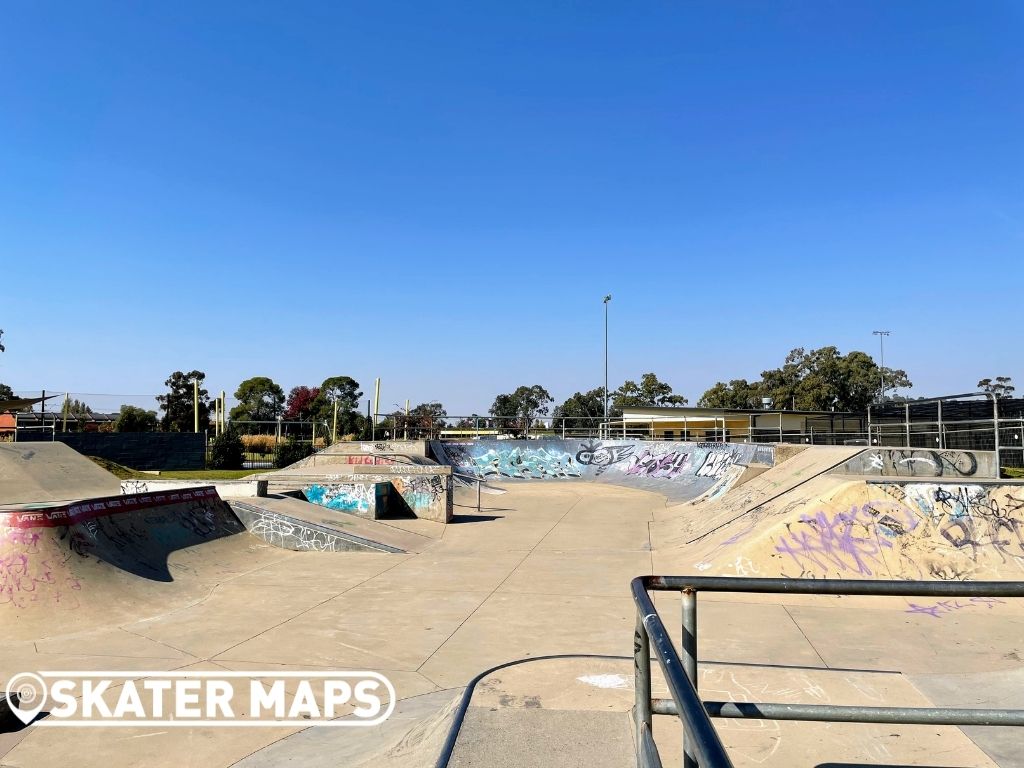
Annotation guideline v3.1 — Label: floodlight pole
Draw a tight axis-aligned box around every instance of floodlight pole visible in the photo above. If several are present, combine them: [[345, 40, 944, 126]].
[[603, 295, 612, 438], [872, 330, 891, 403]]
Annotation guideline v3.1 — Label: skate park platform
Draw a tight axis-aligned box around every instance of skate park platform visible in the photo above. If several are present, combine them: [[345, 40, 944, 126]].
[[0, 439, 1021, 767]]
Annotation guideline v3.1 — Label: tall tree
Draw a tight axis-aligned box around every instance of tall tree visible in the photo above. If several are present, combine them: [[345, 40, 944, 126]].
[[313, 376, 363, 437], [114, 405, 159, 432], [393, 402, 447, 438], [612, 373, 687, 409], [489, 385, 553, 435], [230, 376, 285, 422], [978, 377, 1015, 399], [697, 379, 761, 409], [283, 386, 320, 420], [552, 388, 616, 431], [698, 346, 912, 413], [156, 370, 211, 432], [0, 383, 14, 401]]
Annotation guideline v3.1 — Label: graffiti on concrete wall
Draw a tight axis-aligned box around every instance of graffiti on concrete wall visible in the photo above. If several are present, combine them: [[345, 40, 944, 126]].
[[575, 442, 636, 476], [304, 483, 373, 513], [241, 508, 348, 552], [772, 484, 1024, 580], [625, 449, 693, 479], [470, 446, 582, 479], [842, 449, 988, 478], [392, 475, 444, 510], [433, 440, 771, 485]]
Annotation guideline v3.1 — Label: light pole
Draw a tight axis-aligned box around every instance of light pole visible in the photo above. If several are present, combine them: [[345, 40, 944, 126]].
[[603, 295, 612, 436], [873, 330, 891, 403]]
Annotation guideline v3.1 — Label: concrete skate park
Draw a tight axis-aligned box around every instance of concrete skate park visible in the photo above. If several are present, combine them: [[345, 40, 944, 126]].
[[1, 437, 1022, 767]]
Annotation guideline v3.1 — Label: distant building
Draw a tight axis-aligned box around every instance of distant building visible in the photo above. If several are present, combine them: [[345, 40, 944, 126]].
[[616, 406, 866, 445]]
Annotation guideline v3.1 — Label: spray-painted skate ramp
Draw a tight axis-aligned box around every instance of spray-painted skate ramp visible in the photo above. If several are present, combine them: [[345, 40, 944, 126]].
[[430, 439, 774, 503], [0, 487, 286, 641], [656, 474, 1024, 583], [0, 442, 121, 505]]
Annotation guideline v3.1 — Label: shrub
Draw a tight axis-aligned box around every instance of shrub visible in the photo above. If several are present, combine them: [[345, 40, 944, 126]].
[[274, 438, 315, 469], [208, 430, 245, 470]]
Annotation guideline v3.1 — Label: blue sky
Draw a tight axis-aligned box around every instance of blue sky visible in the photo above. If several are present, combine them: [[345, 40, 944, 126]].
[[1, 1, 1022, 415]]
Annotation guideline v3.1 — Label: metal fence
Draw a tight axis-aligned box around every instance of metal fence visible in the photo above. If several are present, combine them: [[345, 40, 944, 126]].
[[632, 575, 1024, 768]]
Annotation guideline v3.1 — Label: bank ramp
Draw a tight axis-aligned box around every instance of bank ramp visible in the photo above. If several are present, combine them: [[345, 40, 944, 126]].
[[0, 442, 121, 505]]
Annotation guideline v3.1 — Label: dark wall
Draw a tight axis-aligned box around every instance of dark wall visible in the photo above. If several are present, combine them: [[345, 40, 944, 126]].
[[18, 432, 205, 470]]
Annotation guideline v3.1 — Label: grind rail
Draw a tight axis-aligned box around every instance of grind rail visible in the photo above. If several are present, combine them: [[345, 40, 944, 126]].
[[632, 575, 1024, 768]]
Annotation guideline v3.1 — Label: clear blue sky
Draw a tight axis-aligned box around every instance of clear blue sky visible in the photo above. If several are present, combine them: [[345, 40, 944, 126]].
[[2, 1, 1022, 415]]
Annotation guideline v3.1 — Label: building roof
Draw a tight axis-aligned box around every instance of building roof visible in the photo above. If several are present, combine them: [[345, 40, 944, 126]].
[[620, 405, 862, 418]]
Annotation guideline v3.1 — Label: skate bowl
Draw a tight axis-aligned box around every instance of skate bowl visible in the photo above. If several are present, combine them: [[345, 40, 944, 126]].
[[430, 439, 775, 503]]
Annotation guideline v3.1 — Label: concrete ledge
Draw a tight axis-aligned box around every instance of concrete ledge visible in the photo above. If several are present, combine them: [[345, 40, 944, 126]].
[[120, 479, 262, 498]]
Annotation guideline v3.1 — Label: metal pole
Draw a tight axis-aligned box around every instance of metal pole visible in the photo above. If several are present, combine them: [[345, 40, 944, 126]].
[[634, 615, 653, 756], [604, 295, 611, 432], [681, 589, 698, 768], [332, 400, 338, 444], [193, 379, 199, 433], [937, 399, 944, 449], [873, 330, 890, 402]]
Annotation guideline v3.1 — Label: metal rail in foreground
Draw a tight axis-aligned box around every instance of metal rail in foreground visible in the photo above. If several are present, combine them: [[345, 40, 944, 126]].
[[631, 576, 1024, 768]]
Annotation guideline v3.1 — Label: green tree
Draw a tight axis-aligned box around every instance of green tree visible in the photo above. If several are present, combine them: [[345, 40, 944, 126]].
[[230, 376, 285, 422], [208, 429, 244, 470], [393, 402, 447, 438], [612, 373, 687, 409], [0, 383, 14, 401], [114, 405, 159, 432], [313, 376, 363, 438], [0, 329, 5, 353], [697, 379, 761, 409], [489, 385, 553, 436], [552, 388, 616, 432], [978, 377, 1015, 399], [156, 370, 212, 432], [698, 346, 913, 413]]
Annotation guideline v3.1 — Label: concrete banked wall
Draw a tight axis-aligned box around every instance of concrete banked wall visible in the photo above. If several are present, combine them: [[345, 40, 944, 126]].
[[835, 447, 998, 479], [430, 439, 775, 503]]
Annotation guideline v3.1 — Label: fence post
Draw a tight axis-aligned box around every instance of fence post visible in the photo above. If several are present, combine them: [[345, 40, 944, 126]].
[[682, 588, 698, 768]]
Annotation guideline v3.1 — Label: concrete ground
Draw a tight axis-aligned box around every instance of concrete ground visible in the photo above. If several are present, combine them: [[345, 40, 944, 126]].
[[2, 481, 1022, 767]]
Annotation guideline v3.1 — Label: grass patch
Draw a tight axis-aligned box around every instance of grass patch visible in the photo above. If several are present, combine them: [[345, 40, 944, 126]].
[[157, 469, 257, 480], [88, 457, 256, 481], [1003, 467, 1024, 479], [88, 457, 151, 479]]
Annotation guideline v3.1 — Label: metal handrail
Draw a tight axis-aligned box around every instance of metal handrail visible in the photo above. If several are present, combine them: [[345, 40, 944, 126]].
[[631, 575, 1024, 768]]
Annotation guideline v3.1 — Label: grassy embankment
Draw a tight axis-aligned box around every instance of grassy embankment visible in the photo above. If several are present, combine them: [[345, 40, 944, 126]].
[[88, 456, 256, 481]]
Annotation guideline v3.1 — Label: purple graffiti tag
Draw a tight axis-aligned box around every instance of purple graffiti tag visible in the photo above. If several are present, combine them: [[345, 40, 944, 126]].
[[774, 507, 891, 576]]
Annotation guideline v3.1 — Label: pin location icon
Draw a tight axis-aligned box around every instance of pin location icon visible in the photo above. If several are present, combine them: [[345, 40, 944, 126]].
[[5, 673, 48, 725]]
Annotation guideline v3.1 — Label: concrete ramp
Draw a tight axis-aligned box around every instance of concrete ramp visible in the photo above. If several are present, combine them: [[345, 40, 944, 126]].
[[0, 486, 281, 640], [0, 442, 121, 505], [662, 476, 1024, 582], [651, 444, 864, 547], [231, 495, 436, 553]]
